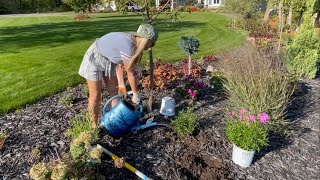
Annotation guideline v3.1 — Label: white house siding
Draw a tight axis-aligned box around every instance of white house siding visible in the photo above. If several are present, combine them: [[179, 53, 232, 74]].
[[204, 0, 224, 8]]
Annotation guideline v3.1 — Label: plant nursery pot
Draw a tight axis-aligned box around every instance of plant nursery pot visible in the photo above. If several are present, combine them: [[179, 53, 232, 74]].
[[160, 97, 175, 116], [232, 144, 255, 168]]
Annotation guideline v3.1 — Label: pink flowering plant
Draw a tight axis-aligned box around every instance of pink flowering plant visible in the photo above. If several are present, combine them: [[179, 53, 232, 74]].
[[175, 74, 207, 101], [226, 109, 270, 152]]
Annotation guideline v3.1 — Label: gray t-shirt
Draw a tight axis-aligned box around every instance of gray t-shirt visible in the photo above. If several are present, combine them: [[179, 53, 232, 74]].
[[95, 32, 136, 64]]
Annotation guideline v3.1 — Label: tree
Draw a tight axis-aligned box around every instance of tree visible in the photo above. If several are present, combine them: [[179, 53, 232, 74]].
[[224, 0, 260, 18], [62, 0, 97, 13]]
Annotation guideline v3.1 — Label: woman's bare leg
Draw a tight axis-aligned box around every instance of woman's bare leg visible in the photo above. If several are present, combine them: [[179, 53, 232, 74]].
[[87, 79, 102, 129], [103, 76, 119, 107]]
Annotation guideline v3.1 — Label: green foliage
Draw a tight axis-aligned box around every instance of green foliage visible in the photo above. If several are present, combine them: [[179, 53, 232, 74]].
[[58, 93, 75, 108], [62, 0, 97, 12], [173, 109, 198, 135], [223, 45, 295, 133], [237, 17, 275, 38], [224, 0, 260, 18], [29, 163, 50, 180], [285, 30, 320, 79], [70, 131, 99, 161], [226, 110, 269, 151], [210, 71, 225, 93], [179, 36, 200, 55], [66, 113, 96, 139]]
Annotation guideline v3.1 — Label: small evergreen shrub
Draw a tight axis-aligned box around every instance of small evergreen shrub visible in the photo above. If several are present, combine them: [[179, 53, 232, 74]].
[[58, 93, 75, 107], [66, 113, 96, 139], [29, 163, 50, 180], [285, 30, 320, 79]]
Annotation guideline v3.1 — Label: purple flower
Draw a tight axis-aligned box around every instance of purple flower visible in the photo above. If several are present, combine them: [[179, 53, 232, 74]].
[[133, 71, 139, 77], [259, 113, 270, 124], [193, 80, 199, 89], [249, 115, 256, 121], [178, 81, 183, 86], [188, 89, 196, 99], [200, 82, 206, 90], [239, 115, 243, 121], [187, 74, 193, 80], [229, 111, 235, 118]]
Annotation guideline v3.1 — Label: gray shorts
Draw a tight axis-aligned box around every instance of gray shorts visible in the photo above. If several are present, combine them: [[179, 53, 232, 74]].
[[79, 42, 117, 81]]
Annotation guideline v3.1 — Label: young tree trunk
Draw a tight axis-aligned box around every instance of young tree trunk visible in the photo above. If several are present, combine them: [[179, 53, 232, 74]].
[[148, 49, 154, 112], [316, 13, 320, 28], [263, 1, 273, 22], [287, 3, 293, 31], [188, 54, 192, 75], [278, 0, 283, 34]]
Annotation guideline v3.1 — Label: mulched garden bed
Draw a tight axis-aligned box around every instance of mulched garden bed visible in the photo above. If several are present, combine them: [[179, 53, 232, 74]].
[[0, 59, 319, 180]]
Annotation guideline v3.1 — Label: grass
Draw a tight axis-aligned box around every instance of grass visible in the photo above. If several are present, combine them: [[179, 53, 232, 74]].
[[0, 12, 245, 114]]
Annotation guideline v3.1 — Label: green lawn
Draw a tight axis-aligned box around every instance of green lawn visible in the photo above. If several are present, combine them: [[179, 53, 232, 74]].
[[0, 12, 245, 114]]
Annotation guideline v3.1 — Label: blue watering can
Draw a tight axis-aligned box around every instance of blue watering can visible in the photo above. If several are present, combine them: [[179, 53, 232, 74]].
[[99, 94, 144, 137]]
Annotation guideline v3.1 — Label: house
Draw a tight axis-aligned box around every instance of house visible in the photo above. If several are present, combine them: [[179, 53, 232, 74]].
[[203, 0, 224, 8]]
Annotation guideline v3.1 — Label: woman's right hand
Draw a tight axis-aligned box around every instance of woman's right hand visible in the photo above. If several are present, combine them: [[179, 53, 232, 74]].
[[131, 92, 141, 104], [118, 86, 128, 99]]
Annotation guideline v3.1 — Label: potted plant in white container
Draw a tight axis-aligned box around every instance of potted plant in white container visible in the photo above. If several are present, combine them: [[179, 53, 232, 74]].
[[226, 109, 270, 167]]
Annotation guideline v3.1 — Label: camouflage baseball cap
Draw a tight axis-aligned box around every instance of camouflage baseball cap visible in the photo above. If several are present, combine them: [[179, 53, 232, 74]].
[[135, 24, 159, 43]]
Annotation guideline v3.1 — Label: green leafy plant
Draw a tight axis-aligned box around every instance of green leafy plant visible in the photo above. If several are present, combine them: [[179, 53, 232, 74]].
[[179, 36, 200, 75], [66, 113, 96, 139], [223, 45, 295, 133], [89, 147, 103, 163], [226, 109, 269, 151], [173, 109, 198, 135], [210, 70, 225, 93], [58, 93, 75, 108]]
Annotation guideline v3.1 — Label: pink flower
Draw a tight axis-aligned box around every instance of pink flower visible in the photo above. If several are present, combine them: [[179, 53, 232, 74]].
[[249, 115, 256, 121], [200, 83, 206, 90], [229, 111, 235, 118], [259, 113, 270, 124], [240, 109, 249, 115], [239, 115, 243, 121], [188, 89, 196, 99]]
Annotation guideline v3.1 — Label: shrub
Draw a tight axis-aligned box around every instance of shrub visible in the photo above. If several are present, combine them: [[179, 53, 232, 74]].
[[226, 109, 269, 151], [238, 17, 275, 38], [195, 3, 203, 9], [29, 163, 50, 180], [285, 29, 320, 79], [173, 109, 197, 135], [66, 113, 96, 139], [0, 132, 7, 150], [222, 45, 295, 132], [70, 131, 99, 162], [50, 161, 68, 180], [224, 0, 260, 18], [179, 36, 200, 75]]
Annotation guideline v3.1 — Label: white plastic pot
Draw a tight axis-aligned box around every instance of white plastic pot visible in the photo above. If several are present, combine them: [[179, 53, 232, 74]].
[[232, 144, 255, 168], [160, 97, 175, 116]]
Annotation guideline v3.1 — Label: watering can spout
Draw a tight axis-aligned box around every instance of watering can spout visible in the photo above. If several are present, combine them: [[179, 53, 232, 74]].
[[100, 94, 144, 137]]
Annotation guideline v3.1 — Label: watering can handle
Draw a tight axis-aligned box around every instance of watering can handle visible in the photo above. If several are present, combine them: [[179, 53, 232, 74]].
[[102, 94, 124, 116]]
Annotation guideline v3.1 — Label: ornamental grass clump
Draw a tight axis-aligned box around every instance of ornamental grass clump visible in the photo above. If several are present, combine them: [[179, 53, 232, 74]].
[[223, 45, 295, 133], [226, 109, 270, 151], [29, 163, 50, 180], [70, 130, 99, 162], [66, 112, 97, 139]]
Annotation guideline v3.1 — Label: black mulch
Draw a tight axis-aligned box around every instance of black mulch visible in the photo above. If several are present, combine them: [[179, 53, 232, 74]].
[[1, 64, 319, 180]]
